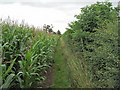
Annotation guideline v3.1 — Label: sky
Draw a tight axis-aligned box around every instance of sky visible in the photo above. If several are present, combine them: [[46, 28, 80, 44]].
[[0, 0, 119, 34]]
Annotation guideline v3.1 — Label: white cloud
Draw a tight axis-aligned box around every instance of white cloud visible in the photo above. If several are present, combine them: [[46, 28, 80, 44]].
[[0, 3, 75, 33], [0, 0, 119, 34]]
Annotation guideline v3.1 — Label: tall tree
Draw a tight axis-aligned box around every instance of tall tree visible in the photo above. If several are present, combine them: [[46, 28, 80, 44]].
[[43, 24, 53, 33], [57, 30, 61, 35]]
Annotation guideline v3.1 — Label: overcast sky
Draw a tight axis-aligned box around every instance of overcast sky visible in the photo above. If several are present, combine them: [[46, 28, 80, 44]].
[[0, 0, 119, 33]]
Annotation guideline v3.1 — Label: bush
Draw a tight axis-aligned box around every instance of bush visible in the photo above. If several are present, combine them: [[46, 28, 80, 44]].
[[64, 1, 119, 88]]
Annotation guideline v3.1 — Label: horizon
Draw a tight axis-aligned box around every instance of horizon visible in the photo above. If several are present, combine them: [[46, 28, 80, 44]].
[[0, 0, 119, 34]]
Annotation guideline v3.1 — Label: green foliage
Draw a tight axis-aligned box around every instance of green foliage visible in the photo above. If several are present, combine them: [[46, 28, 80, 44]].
[[57, 30, 61, 35], [64, 1, 119, 88], [2, 58, 16, 79], [1, 74, 15, 89], [53, 31, 56, 34], [74, 1, 117, 32], [62, 35, 93, 88], [84, 21, 119, 88], [2, 23, 33, 62], [0, 19, 57, 88], [43, 24, 53, 33]]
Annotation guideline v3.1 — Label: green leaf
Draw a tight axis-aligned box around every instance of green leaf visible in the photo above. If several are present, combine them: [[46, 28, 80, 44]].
[[1, 74, 15, 89], [2, 58, 16, 79]]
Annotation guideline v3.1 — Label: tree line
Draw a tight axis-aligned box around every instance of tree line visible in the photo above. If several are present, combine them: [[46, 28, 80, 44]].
[[43, 24, 61, 35]]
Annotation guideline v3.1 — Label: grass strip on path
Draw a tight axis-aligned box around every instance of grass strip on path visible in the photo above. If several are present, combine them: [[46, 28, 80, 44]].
[[52, 38, 71, 88]]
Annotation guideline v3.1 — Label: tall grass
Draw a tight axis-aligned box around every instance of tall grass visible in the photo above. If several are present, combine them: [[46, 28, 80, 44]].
[[61, 37, 93, 88]]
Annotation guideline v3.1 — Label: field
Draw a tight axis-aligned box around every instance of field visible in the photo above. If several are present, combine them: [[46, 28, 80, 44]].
[[0, 19, 59, 88], [0, 1, 119, 89]]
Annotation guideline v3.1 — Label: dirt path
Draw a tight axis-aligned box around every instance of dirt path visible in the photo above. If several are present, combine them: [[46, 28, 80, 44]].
[[39, 67, 54, 88], [60, 38, 65, 47]]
